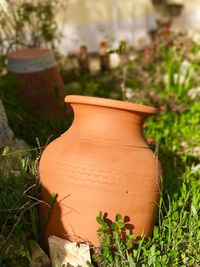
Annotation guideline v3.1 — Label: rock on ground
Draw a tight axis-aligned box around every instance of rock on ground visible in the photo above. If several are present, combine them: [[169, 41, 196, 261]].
[[48, 236, 91, 267], [0, 98, 30, 176], [0, 99, 14, 148]]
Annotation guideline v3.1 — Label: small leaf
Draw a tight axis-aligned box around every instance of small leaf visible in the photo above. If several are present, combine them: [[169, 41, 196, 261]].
[[102, 222, 108, 230], [128, 234, 136, 241], [153, 226, 159, 238], [115, 214, 122, 222], [96, 216, 104, 225], [126, 241, 133, 250], [111, 222, 118, 231], [117, 221, 124, 229]]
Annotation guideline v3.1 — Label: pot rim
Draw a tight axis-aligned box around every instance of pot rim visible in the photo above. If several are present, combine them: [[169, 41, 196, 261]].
[[7, 48, 56, 73], [65, 95, 158, 115], [8, 48, 51, 59]]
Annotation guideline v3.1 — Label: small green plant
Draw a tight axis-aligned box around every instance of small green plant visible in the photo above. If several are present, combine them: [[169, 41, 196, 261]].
[[92, 164, 200, 267], [93, 212, 145, 267]]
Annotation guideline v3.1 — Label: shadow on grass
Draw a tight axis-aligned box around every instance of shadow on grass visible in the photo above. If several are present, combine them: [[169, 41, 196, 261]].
[[39, 185, 68, 252]]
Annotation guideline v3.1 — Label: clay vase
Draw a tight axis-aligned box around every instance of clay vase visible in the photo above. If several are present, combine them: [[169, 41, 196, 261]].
[[7, 48, 66, 118], [39, 95, 162, 246]]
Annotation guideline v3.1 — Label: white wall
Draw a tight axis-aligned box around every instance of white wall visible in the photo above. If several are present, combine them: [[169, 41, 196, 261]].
[[57, 0, 200, 53]]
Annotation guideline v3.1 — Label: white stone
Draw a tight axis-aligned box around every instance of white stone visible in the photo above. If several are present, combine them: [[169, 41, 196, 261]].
[[0, 99, 14, 148], [48, 236, 91, 267]]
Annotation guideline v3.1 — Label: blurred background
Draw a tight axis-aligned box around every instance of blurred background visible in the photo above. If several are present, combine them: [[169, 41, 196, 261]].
[[0, 1, 200, 266], [1, 0, 200, 55], [57, 0, 200, 53]]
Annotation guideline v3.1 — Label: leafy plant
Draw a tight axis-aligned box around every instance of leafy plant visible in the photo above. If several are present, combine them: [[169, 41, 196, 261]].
[[92, 169, 199, 267], [93, 212, 145, 267]]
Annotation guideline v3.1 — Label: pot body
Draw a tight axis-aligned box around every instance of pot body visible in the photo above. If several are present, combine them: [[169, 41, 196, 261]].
[[7, 48, 66, 117], [39, 96, 161, 245]]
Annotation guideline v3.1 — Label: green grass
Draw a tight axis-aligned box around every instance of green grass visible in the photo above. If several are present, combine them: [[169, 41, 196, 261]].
[[0, 31, 200, 266], [90, 84, 200, 266], [93, 166, 200, 266]]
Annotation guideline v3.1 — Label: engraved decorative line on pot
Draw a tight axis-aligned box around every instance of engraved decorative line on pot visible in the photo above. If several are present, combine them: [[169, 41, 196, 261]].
[[56, 162, 159, 192], [64, 174, 115, 186], [59, 174, 158, 193]]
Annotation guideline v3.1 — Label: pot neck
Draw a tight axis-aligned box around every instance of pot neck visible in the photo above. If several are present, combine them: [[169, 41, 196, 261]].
[[66, 103, 149, 147]]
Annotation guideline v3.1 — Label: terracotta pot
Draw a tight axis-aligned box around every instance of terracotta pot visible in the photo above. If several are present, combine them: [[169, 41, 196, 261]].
[[39, 95, 162, 245], [7, 48, 66, 117]]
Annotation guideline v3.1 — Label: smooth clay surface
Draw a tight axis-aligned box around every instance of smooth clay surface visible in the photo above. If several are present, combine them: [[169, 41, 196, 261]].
[[39, 95, 162, 246]]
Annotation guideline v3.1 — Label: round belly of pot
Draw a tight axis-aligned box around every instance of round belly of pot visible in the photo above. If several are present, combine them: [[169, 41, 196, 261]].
[[39, 95, 162, 246]]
